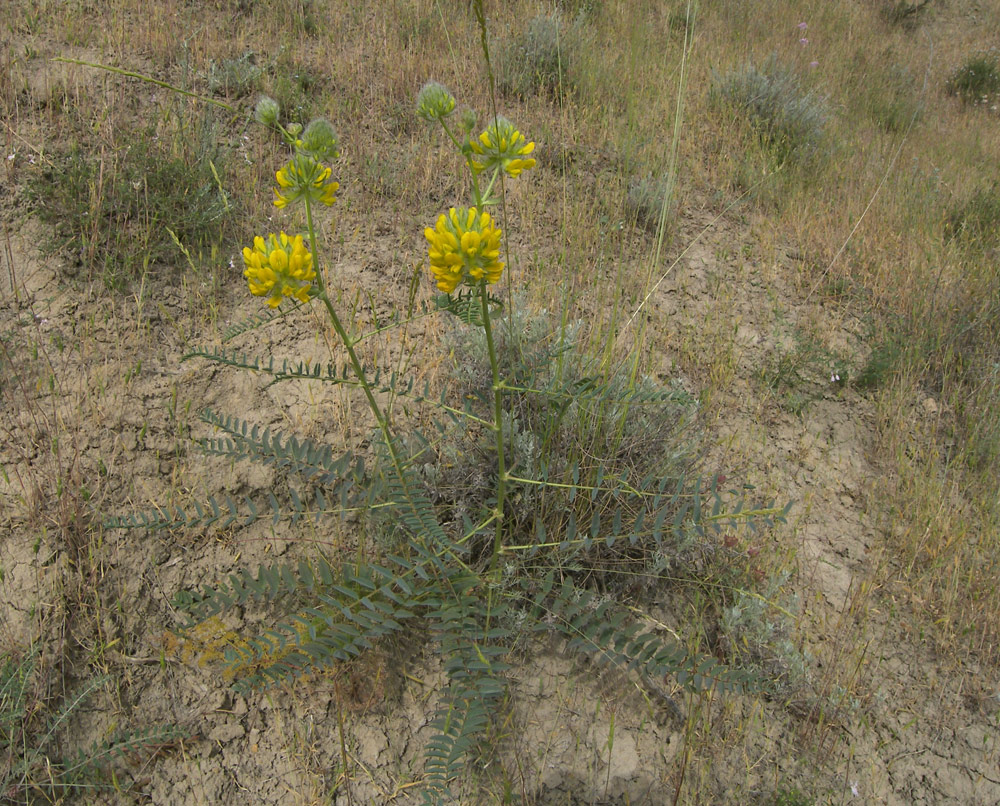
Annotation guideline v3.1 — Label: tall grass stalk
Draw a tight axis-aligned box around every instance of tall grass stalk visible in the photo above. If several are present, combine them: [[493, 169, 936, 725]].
[[604, 0, 694, 396], [653, 0, 694, 269]]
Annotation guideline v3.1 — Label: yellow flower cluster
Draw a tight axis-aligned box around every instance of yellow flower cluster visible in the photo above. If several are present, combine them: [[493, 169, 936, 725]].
[[469, 116, 536, 178], [424, 207, 503, 293], [242, 232, 315, 307], [273, 156, 339, 209]]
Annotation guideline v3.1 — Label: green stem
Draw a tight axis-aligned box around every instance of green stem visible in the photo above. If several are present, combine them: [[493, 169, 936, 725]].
[[440, 118, 484, 207], [303, 196, 418, 534], [305, 198, 386, 430], [480, 168, 501, 206], [439, 117, 464, 152], [479, 278, 507, 578]]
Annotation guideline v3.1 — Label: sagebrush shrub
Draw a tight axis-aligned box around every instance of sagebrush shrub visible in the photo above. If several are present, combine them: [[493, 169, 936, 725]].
[[627, 173, 675, 233], [712, 55, 828, 165], [494, 11, 576, 98], [207, 51, 263, 98], [946, 49, 1000, 106]]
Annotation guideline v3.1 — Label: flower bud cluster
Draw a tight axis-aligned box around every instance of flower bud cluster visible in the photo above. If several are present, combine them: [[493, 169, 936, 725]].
[[416, 81, 457, 122], [252, 95, 341, 212], [254, 95, 280, 126]]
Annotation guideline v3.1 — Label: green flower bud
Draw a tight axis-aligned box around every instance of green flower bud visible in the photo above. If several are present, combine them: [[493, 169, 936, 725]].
[[254, 95, 280, 126], [460, 107, 477, 133], [416, 81, 457, 122], [286, 122, 303, 137], [298, 118, 340, 162]]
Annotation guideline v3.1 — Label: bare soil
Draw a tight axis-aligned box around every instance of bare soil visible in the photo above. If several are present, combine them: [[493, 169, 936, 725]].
[[2, 28, 998, 806]]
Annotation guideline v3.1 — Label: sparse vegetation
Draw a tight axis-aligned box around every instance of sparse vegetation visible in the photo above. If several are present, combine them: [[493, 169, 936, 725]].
[[862, 63, 924, 133], [712, 55, 828, 166], [494, 11, 577, 99], [26, 112, 240, 289], [879, 0, 934, 28], [946, 180, 1000, 250], [3, 0, 1000, 803], [0, 646, 183, 802], [946, 49, 1000, 106]]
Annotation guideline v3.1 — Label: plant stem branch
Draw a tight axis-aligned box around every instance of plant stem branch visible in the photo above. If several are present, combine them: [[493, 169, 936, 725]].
[[480, 278, 507, 579]]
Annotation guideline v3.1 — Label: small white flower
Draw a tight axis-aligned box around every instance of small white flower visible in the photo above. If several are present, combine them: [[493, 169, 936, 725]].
[[6, 153, 14, 161], [831, 373, 841, 383], [851, 781, 859, 797]]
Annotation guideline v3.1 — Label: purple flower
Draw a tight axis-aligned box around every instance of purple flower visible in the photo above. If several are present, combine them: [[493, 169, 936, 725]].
[[797, 21, 808, 29], [809, 60, 819, 68], [799, 37, 809, 45]]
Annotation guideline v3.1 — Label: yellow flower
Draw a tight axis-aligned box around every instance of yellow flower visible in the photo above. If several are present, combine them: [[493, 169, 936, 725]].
[[273, 156, 339, 209], [469, 116, 536, 178], [242, 232, 316, 307], [424, 207, 503, 293]]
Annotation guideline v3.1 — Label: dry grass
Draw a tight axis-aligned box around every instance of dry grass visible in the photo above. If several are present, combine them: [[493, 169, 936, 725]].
[[3, 0, 1000, 802]]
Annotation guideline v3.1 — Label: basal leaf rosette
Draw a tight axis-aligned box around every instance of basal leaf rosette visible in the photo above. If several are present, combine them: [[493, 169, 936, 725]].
[[425, 207, 504, 293], [273, 155, 339, 209], [242, 232, 316, 307], [469, 116, 536, 178]]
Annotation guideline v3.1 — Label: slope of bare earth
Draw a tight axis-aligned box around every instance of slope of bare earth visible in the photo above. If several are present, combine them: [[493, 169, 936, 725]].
[[3, 177, 998, 804], [2, 8, 998, 804]]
